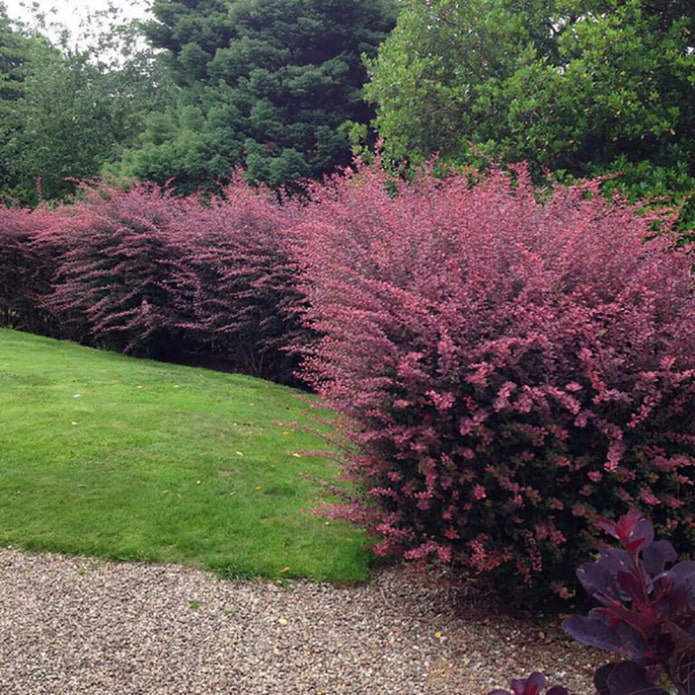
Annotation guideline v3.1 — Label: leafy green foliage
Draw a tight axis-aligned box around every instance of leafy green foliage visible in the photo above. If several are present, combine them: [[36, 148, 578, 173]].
[[0, 4, 52, 198], [0, 4, 173, 205], [0, 3, 32, 103], [6, 50, 152, 204], [366, 0, 694, 227], [116, 0, 398, 191]]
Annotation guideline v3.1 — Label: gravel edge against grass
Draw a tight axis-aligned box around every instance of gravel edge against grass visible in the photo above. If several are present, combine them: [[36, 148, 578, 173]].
[[0, 548, 602, 695]]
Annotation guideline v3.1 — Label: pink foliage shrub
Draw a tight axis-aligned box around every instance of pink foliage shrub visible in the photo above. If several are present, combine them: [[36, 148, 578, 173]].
[[18, 178, 311, 382], [288, 163, 695, 599], [0, 205, 66, 335], [46, 184, 194, 356], [169, 177, 309, 383]]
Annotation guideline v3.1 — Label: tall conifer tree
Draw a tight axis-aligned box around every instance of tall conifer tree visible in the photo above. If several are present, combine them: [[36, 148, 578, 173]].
[[118, 0, 398, 191]]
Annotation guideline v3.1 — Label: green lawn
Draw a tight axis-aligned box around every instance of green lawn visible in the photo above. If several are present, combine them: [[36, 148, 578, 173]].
[[0, 329, 370, 582]]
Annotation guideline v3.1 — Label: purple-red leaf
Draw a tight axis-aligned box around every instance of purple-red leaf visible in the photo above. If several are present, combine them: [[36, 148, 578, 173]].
[[514, 672, 546, 695], [597, 511, 655, 553], [562, 615, 624, 653], [616, 569, 647, 603], [642, 540, 678, 578], [629, 519, 656, 553], [593, 661, 669, 695], [577, 559, 619, 597], [487, 672, 572, 695]]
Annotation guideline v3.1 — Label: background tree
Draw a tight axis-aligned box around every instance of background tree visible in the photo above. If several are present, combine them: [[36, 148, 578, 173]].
[[0, 2, 51, 198], [115, 0, 398, 191], [366, 0, 694, 222], [0, 4, 172, 205]]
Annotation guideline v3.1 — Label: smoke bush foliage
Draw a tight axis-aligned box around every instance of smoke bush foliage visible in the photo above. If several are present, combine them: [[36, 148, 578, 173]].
[[169, 177, 310, 384], [490, 510, 695, 695], [0, 205, 65, 335], [489, 672, 568, 695], [288, 162, 695, 599], [46, 184, 194, 357], [564, 510, 695, 695]]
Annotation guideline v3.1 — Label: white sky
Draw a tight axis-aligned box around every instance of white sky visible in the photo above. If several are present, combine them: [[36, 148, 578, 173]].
[[5, 0, 152, 47]]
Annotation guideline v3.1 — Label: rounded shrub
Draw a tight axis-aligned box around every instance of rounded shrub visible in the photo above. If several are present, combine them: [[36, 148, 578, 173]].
[[288, 162, 695, 602]]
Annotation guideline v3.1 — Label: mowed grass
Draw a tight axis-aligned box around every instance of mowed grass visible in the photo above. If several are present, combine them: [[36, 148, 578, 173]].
[[0, 329, 370, 582]]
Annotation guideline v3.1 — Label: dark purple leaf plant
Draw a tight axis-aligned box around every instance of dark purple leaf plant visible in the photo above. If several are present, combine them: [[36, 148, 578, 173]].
[[489, 510, 695, 695], [488, 671, 569, 695]]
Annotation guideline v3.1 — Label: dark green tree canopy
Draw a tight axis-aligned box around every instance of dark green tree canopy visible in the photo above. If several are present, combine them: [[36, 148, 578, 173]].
[[119, 0, 398, 190], [0, 4, 172, 205], [0, 4, 52, 196], [0, 3, 38, 101], [366, 0, 694, 209]]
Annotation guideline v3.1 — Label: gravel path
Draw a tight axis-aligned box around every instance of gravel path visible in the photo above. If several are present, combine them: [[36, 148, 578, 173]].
[[0, 548, 599, 694]]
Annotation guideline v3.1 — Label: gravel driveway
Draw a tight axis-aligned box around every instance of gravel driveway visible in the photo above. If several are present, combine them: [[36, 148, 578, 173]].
[[0, 548, 599, 694]]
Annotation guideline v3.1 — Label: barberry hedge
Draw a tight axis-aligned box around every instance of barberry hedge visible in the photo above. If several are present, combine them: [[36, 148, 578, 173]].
[[45, 184, 193, 357], [0, 206, 65, 336], [288, 163, 695, 599], [0, 181, 308, 383], [169, 177, 309, 384]]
